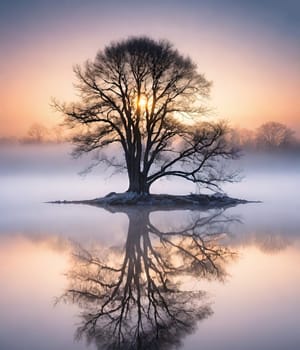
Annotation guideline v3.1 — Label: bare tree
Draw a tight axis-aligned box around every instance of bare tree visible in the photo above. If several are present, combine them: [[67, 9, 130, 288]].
[[255, 121, 295, 149], [54, 36, 239, 194], [23, 123, 49, 143], [59, 208, 235, 349]]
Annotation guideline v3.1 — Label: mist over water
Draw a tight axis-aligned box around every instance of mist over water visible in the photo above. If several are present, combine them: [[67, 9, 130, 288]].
[[0, 144, 299, 350]]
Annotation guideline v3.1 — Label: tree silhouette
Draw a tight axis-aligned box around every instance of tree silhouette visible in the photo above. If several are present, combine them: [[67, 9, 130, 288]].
[[256, 121, 295, 150], [24, 123, 49, 143], [59, 208, 236, 349], [54, 37, 239, 194]]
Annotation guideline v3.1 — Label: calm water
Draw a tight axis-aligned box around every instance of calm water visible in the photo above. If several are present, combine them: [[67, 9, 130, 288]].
[[0, 145, 300, 349]]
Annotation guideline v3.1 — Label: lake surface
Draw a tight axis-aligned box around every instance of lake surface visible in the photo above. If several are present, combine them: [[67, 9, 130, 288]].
[[0, 145, 300, 349]]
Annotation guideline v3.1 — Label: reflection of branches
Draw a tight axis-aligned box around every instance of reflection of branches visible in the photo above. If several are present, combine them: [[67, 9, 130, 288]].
[[60, 209, 236, 349], [148, 210, 236, 282], [253, 232, 290, 254]]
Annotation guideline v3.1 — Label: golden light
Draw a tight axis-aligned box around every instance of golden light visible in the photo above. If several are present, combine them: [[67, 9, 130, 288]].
[[136, 95, 148, 109]]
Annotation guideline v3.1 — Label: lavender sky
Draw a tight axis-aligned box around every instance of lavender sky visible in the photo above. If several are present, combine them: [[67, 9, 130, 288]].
[[1, 0, 299, 136]]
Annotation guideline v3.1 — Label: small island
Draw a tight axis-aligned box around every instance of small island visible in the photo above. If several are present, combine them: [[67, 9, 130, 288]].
[[49, 191, 254, 211]]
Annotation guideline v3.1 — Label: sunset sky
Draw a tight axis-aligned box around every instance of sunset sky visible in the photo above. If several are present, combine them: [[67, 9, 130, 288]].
[[1, 0, 299, 137]]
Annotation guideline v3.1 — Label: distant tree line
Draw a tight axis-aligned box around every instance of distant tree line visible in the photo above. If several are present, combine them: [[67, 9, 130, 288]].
[[227, 121, 299, 151], [0, 123, 70, 145], [0, 121, 299, 152]]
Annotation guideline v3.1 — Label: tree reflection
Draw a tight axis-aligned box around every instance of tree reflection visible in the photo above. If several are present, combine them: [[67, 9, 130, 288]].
[[253, 232, 290, 254], [61, 208, 236, 349]]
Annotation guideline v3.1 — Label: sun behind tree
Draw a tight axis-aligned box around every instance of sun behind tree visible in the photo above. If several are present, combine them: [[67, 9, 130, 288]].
[[54, 36, 238, 195], [136, 94, 148, 109]]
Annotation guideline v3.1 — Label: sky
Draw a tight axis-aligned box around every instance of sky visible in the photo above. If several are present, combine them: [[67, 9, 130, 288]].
[[0, 0, 299, 137]]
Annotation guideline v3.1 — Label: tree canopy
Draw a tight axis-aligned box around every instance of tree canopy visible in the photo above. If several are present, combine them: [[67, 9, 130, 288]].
[[55, 36, 238, 194], [256, 121, 295, 149]]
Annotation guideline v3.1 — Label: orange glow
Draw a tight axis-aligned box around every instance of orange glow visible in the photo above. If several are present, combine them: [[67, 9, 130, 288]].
[[0, 236, 69, 298], [139, 95, 148, 109], [135, 95, 148, 110], [1, 13, 299, 137]]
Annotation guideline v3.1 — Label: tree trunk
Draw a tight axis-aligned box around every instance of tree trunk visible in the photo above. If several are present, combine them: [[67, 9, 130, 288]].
[[127, 170, 150, 194], [126, 147, 149, 194]]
